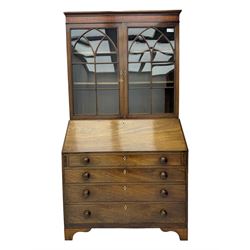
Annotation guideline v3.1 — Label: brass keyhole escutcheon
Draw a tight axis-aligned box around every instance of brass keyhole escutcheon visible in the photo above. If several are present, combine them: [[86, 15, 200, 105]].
[[123, 169, 127, 175], [123, 185, 127, 191], [123, 156, 127, 161], [124, 204, 127, 210]]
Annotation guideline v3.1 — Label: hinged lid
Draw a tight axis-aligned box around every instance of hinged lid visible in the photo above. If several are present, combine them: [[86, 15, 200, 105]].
[[62, 118, 187, 153]]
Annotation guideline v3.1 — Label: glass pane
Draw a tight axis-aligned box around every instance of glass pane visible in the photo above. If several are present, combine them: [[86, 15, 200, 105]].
[[152, 82, 174, 88], [129, 51, 151, 63], [152, 63, 174, 83], [152, 88, 165, 113], [128, 27, 175, 114], [73, 54, 117, 64], [153, 51, 174, 62], [96, 63, 118, 84], [97, 89, 119, 114], [73, 63, 95, 115], [96, 39, 117, 53], [71, 28, 117, 53], [128, 28, 157, 53], [72, 28, 117, 64], [74, 89, 96, 115], [72, 51, 94, 64], [72, 64, 95, 86], [152, 88, 174, 113], [129, 88, 150, 114], [95, 55, 117, 63], [71, 28, 118, 115], [128, 63, 151, 84]]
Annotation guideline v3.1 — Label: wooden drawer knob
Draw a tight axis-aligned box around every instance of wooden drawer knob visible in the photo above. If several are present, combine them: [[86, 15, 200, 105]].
[[83, 189, 90, 198], [82, 172, 90, 180], [160, 209, 168, 217], [83, 210, 91, 218], [160, 189, 168, 197], [160, 157, 168, 164], [160, 171, 168, 179], [83, 157, 90, 164]]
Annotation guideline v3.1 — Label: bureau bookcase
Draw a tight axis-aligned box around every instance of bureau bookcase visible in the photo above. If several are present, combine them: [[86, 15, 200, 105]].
[[62, 10, 188, 240]]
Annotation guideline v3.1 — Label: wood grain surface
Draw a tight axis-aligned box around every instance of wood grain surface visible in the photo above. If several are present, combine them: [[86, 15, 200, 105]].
[[64, 184, 186, 203], [67, 152, 185, 166], [64, 10, 181, 24], [64, 167, 185, 184], [64, 202, 186, 224], [62, 10, 188, 241], [62, 119, 187, 153]]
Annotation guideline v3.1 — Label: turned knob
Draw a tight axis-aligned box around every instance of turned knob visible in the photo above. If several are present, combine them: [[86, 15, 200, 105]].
[[83, 157, 90, 164], [83, 210, 91, 218], [160, 189, 168, 197], [83, 189, 90, 198], [160, 209, 168, 217], [160, 171, 168, 180], [160, 157, 168, 164], [82, 172, 90, 180]]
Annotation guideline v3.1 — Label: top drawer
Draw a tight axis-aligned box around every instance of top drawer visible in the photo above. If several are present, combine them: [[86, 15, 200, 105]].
[[66, 153, 184, 167]]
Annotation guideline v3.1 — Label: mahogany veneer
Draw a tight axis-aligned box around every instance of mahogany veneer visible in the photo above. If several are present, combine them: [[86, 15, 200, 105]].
[[62, 119, 188, 240], [62, 10, 188, 241]]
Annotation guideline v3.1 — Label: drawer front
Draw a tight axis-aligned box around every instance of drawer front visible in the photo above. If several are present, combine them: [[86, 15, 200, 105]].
[[64, 184, 185, 203], [64, 167, 185, 184], [64, 202, 186, 224], [68, 153, 183, 167]]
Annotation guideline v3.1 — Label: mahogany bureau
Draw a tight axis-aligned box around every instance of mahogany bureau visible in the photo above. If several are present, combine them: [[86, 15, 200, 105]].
[[62, 10, 188, 240]]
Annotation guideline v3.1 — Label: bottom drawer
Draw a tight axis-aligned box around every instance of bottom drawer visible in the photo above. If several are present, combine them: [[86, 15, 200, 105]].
[[64, 202, 185, 224]]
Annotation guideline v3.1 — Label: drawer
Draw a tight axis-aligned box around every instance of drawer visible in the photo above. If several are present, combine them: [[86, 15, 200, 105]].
[[64, 202, 186, 224], [64, 184, 185, 203], [64, 167, 185, 184], [67, 153, 184, 167]]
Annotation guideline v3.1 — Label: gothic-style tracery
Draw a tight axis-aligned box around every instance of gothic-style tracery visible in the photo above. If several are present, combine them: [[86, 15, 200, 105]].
[[71, 28, 119, 115], [128, 27, 175, 114]]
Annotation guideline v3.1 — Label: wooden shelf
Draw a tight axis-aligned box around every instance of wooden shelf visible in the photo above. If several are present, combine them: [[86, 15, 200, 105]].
[[129, 81, 174, 84], [73, 52, 117, 56], [72, 62, 118, 64], [74, 82, 118, 85], [129, 51, 173, 55]]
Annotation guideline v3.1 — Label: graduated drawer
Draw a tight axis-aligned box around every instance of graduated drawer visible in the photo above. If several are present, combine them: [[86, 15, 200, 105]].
[[64, 184, 185, 203], [64, 167, 185, 184], [64, 202, 186, 224], [67, 152, 184, 167]]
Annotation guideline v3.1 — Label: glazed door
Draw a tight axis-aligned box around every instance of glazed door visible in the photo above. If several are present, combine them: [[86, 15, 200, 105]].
[[67, 23, 179, 119], [68, 24, 123, 118], [125, 24, 178, 117]]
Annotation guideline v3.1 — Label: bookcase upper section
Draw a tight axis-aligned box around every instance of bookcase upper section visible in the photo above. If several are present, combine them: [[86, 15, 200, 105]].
[[65, 10, 181, 119]]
